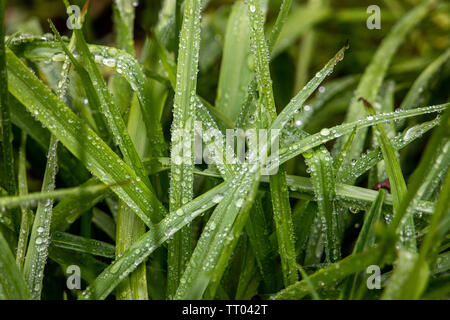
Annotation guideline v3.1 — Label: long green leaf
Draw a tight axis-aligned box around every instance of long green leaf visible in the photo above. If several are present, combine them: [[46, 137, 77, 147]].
[[167, 0, 203, 298]]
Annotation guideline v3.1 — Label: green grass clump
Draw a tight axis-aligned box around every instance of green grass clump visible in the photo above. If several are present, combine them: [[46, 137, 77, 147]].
[[0, 0, 449, 300]]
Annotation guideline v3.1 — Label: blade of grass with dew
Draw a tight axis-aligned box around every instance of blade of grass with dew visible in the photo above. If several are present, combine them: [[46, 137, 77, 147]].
[[0, 232, 31, 299], [50, 231, 115, 259], [202, 169, 264, 299], [167, 0, 203, 298], [282, 174, 435, 215], [270, 44, 348, 132], [247, 0, 297, 286], [360, 97, 413, 250], [368, 81, 397, 188], [413, 139, 450, 202], [23, 134, 59, 299], [173, 161, 262, 299], [333, 1, 433, 170], [6, 48, 163, 227], [111, 0, 150, 299], [49, 23, 111, 142], [80, 181, 230, 300], [15, 132, 34, 271]]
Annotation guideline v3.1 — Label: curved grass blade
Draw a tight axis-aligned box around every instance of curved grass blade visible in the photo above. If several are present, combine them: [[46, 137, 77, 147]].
[[8, 94, 90, 185], [293, 75, 359, 131], [247, 0, 298, 287]]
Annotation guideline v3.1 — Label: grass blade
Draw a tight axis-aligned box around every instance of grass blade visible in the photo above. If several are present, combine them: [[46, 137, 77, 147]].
[[15, 132, 34, 271], [360, 97, 413, 250], [167, 0, 203, 298], [23, 135, 58, 299], [247, 0, 298, 287]]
